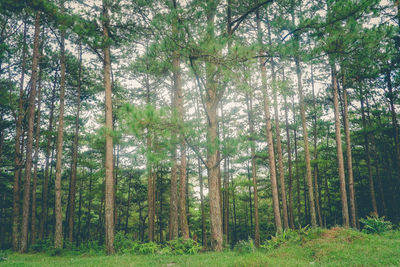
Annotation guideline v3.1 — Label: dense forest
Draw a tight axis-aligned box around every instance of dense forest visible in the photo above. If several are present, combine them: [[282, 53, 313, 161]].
[[0, 0, 399, 256]]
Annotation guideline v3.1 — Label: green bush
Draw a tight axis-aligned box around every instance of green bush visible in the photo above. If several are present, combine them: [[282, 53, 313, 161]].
[[164, 238, 201, 255], [114, 232, 136, 254], [30, 239, 52, 253], [136, 242, 160, 255], [78, 241, 105, 255], [234, 238, 255, 254], [48, 247, 63, 256], [360, 215, 392, 234]]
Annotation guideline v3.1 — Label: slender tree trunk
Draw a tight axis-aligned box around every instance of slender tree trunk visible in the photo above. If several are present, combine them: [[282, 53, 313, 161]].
[[76, 177, 83, 245], [102, 0, 115, 254], [360, 90, 378, 215], [31, 63, 43, 245], [54, 2, 67, 247], [39, 68, 57, 240], [266, 17, 289, 230], [20, 12, 41, 253], [12, 19, 27, 251], [86, 168, 93, 241], [311, 65, 323, 227], [292, 97, 301, 225], [284, 95, 295, 229], [125, 174, 132, 234], [246, 91, 260, 245], [341, 73, 357, 228], [68, 43, 83, 242], [256, 10, 282, 232], [294, 55, 317, 227], [331, 64, 349, 227]]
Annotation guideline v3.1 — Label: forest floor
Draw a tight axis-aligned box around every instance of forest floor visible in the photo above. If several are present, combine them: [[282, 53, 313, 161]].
[[1, 228, 400, 267]]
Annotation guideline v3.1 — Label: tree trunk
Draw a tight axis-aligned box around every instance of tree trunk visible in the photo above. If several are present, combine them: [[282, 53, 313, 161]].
[[176, 59, 189, 240], [86, 168, 93, 241], [20, 12, 41, 253], [246, 91, 260, 245], [292, 97, 301, 225], [102, 0, 115, 254], [203, 1, 223, 251], [54, 2, 67, 248], [331, 64, 349, 227], [125, 174, 133, 234], [360, 90, 378, 215], [256, 10, 282, 232], [12, 19, 27, 251], [31, 62, 43, 245], [67, 42, 83, 242], [39, 68, 57, 240], [283, 95, 295, 229], [294, 55, 317, 228], [341, 73, 357, 228], [266, 16, 289, 230], [311, 65, 323, 227]]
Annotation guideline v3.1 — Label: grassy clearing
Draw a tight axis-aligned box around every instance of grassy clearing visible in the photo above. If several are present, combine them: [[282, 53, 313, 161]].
[[2, 228, 400, 267]]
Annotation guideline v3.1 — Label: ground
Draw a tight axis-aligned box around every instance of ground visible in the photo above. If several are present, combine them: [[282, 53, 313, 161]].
[[1, 228, 400, 266]]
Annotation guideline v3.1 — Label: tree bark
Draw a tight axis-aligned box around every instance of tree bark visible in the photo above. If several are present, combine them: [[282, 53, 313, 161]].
[[294, 54, 317, 227], [20, 12, 41, 253], [256, 10, 282, 232], [39, 68, 57, 240], [360, 90, 378, 215], [54, 2, 67, 248], [331, 64, 349, 227], [68, 42, 83, 242], [266, 15, 289, 230], [284, 95, 295, 229], [31, 62, 43, 245], [311, 65, 323, 227], [102, 0, 115, 254], [12, 19, 27, 251], [341, 73, 357, 228], [246, 91, 260, 245]]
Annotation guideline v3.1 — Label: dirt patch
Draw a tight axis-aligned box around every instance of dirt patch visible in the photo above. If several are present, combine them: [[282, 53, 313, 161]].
[[321, 227, 343, 240]]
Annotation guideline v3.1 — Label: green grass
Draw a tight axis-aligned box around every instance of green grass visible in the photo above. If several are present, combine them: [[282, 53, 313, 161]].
[[2, 228, 400, 267]]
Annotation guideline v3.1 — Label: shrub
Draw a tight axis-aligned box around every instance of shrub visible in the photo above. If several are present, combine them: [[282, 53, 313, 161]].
[[360, 215, 392, 234], [114, 232, 136, 254], [30, 239, 52, 253], [78, 241, 105, 255], [234, 238, 255, 254], [48, 247, 63, 256], [136, 242, 160, 255], [165, 238, 201, 255]]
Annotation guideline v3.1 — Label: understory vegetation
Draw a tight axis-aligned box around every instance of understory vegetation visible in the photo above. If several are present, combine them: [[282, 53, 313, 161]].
[[1, 227, 399, 266]]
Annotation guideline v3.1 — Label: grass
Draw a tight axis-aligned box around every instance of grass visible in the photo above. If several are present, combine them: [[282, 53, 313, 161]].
[[2, 228, 400, 267]]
